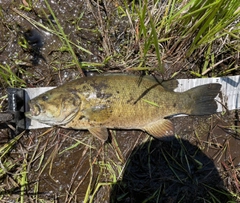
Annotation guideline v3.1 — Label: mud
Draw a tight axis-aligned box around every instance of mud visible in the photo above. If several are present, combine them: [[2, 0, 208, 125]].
[[0, 0, 239, 202]]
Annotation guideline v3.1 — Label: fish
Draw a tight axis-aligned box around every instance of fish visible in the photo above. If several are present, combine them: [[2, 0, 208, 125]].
[[25, 74, 221, 142]]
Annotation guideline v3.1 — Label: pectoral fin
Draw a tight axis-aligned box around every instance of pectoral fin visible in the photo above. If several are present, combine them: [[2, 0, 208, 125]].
[[144, 119, 174, 139], [88, 127, 109, 142]]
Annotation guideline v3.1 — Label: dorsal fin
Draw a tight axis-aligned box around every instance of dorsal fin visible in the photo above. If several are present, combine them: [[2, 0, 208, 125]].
[[161, 80, 179, 91]]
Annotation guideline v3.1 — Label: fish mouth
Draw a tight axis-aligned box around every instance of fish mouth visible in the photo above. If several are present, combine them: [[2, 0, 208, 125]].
[[26, 102, 41, 117]]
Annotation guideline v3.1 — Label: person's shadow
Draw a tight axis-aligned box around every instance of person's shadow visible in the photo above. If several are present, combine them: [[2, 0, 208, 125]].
[[110, 137, 234, 203]]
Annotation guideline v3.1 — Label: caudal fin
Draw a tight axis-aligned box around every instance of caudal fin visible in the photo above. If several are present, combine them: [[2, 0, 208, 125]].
[[185, 83, 221, 115]]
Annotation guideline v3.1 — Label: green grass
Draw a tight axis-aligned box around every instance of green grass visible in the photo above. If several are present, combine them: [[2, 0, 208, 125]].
[[119, 0, 240, 76], [165, 0, 240, 77], [0, 64, 26, 88], [0, 132, 25, 202]]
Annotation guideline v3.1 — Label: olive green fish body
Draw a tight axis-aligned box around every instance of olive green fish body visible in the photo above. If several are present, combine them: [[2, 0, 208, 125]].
[[25, 74, 221, 141]]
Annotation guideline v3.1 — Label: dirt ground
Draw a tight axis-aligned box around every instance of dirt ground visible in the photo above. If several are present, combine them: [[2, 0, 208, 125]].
[[0, 0, 239, 202]]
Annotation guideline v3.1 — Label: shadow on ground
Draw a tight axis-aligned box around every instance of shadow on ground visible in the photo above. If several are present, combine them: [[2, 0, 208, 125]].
[[110, 137, 234, 203]]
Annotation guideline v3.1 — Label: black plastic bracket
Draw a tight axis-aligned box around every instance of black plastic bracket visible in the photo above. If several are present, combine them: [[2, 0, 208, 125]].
[[6, 88, 26, 134]]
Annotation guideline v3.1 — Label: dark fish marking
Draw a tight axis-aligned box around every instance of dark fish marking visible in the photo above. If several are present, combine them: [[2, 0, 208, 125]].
[[90, 81, 108, 92], [126, 96, 134, 104], [96, 92, 113, 99], [82, 85, 91, 91], [79, 115, 85, 120]]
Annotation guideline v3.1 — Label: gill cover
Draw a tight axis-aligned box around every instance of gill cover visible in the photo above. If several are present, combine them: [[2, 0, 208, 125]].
[[25, 90, 81, 125]]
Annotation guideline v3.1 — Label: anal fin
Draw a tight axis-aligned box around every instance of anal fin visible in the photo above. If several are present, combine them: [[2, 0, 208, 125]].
[[88, 127, 109, 142], [144, 119, 174, 140]]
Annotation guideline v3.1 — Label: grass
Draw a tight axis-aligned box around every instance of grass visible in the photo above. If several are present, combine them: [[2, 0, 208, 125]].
[[0, 64, 26, 88], [0, 0, 239, 202], [0, 132, 25, 202], [114, 0, 239, 77]]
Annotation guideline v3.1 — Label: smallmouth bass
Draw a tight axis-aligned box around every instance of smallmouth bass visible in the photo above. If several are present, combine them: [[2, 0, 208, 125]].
[[25, 74, 221, 141]]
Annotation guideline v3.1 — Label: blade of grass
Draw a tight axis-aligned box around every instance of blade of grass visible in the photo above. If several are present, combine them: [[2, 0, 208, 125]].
[[19, 158, 28, 203], [149, 14, 163, 73], [202, 183, 237, 201], [43, 0, 85, 76], [59, 141, 94, 155], [142, 99, 160, 107], [0, 132, 24, 159], [161, 148, 184, 184], [0, 64, 26, 88]]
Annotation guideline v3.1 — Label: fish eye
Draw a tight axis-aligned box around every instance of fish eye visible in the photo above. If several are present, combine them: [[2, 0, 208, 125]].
[[42, 95, 49, 101]]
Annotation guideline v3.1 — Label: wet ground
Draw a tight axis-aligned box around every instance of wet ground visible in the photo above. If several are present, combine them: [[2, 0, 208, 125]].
[[0, 0, 240, 202], [15, 113, 240, 202]]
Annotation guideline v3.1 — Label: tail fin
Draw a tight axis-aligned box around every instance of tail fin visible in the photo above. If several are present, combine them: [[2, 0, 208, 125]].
[[184, 83, 221, 115]]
